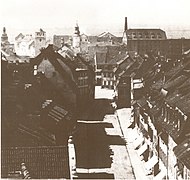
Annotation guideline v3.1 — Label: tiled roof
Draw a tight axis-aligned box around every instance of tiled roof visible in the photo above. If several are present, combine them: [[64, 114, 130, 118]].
[[88, 36, 98, 43], [151, 61, 190, 91], [1, 146, 70, 179], [136, 97, 150, 111], [98, 32, 116, 38], [106, 46, 127, 60], [31, 45, 78, 92], [173, 138, 190, 170], [149, 105, 161, 116], [95, 52, 107, 64], [165, 61, 190, 80], [157, 115, 184, 141], [47, 104, 72, 124], [177, 78, 190, 95], [163, 75, 188, 91], [134, 54, 156, 79], [15, 33, 24, 41], [115, 61, 135, 77], [76, 54, 95, 73]]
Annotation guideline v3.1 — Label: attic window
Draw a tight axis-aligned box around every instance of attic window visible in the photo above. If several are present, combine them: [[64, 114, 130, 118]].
[[132, 33, 137, 38], [158, 33, 162, 38], [145, 33, 149, 38], [151, 33, 156, 38]]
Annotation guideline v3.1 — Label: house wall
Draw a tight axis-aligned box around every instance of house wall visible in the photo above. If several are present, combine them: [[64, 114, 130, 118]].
[[133, 102, 190, 180], [76, 69, 95, 113], [127, 39, 190, 59], [127, 40, 167, 56], [100, 64, 116, 89], [101, 71, 115, 89], [117, 76, 131, 108], [14, 41, 35, 57]]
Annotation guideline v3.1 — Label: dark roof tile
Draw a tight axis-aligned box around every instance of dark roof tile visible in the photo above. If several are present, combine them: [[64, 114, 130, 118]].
[[1, 146, 70, 179], [173, 138, 190, 169]]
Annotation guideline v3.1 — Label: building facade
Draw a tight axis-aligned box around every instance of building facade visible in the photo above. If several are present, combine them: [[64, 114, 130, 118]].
[[14, 29, 47, 57], [116, 51, 190, 179]]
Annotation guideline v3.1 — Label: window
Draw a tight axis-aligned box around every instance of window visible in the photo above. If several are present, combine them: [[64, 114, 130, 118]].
[[132, 32, 137, 38], [151, 33, 156, 38], [34, 65, 38, 75], [157, 33, 162, 38], [145, 32, 149, 38]]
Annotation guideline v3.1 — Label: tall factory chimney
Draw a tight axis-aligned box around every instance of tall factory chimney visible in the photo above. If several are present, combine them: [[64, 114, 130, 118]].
[[124, 17, 128, 31], [122, 17, 128, 45]]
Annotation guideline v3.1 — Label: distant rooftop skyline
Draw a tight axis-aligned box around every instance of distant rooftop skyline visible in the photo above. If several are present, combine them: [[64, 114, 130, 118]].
[[1, 0, 190, 41]]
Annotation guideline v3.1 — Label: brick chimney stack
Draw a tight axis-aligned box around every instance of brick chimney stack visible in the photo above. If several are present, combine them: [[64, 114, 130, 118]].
[[124, 17, 128, 31]]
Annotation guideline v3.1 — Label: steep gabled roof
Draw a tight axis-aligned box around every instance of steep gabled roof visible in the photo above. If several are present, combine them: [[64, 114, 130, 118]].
[[173, 138, 190, 169], [114, 55, 134, 76], [163, 75, 188, 91], [76, 54, 94, 73], [15, 33, 24, 41], [31, 45, 77, 92], [98, 32, 116, 38], [95, 52, 107, 64]]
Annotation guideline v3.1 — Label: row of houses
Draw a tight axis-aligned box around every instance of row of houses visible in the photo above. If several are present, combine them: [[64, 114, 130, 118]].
[[1, 43, 95, 178], [114, 49, 190, 179]]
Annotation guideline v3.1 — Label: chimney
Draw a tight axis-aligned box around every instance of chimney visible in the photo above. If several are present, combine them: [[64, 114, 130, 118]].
[[124, 17, 128, 31]]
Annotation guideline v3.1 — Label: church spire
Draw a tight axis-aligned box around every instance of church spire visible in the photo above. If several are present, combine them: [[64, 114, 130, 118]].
[[1, 27, 8, 43], [72, 22, 81, 54], [3, 27, 6, 34], [74, 22, 80, 35]]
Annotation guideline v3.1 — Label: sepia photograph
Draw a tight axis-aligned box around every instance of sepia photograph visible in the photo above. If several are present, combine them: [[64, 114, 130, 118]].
[[1, 0, 190, 179]]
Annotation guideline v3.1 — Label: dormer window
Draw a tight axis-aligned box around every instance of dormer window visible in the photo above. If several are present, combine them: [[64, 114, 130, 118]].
[[157, 33, 162, 38], [139, 33, 143, 38], [132, 32, 137, 38], [145, 32, 149, 38], [151, 33, 156, 38]]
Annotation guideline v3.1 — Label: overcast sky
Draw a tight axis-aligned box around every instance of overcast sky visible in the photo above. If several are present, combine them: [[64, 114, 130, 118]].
[[1, 0, 190, 39]]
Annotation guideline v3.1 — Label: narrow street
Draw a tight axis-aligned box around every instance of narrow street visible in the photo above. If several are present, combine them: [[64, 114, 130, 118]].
[[74, 98, 135, 179]]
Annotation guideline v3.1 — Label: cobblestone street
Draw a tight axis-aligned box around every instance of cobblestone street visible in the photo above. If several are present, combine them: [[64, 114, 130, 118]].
[[74, 99, 135, 179]]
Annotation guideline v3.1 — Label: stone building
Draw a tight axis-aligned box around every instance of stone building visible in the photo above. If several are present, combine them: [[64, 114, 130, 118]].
[[14, 29, 47, 57], [123, 17, 190, 59]]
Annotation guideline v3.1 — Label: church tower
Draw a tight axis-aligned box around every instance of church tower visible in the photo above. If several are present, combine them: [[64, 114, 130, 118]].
[[1, 27, 9, 44], [35, 28, 46, 56], [72, 23, 81, 55]]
